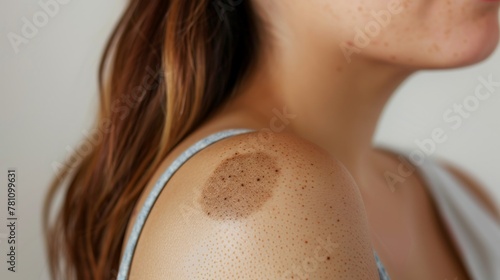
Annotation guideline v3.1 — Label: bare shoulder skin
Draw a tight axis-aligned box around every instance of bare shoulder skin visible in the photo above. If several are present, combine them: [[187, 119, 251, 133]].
[[128, 132, 379, 279]]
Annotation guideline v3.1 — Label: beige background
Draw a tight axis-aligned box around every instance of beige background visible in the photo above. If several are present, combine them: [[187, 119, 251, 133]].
[[0, 1, 499, 279]]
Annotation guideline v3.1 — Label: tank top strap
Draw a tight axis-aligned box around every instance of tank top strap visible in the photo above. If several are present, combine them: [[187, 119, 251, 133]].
[[415, 158, 500, 280], [117, 128, 254, 280]]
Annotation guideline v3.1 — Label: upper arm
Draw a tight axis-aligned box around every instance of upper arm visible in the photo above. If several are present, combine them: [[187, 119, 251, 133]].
[[441, 161, 500, 221], [130, 132, 379, 279]]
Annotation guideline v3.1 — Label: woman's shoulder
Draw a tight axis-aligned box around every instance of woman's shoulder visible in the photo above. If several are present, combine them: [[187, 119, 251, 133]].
[[129, 131, 380, 279]]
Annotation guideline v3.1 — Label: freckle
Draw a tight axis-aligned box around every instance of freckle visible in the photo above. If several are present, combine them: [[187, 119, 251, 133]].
[[429, 43, 441, 53]]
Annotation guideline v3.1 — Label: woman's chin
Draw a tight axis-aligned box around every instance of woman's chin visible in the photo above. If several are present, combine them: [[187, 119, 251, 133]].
[[383, 11, 500, 70], [430, 14, 500, 69]]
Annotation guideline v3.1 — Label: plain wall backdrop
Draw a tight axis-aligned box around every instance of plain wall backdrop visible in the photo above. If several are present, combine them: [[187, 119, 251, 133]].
[[0, 1, 499, 279]]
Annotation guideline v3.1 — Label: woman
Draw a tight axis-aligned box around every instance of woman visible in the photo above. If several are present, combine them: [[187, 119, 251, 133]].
[[44, 0, 500, 279]]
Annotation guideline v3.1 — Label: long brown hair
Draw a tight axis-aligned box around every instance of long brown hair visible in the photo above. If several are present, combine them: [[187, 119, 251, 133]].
[[44, 1, 259, 279]]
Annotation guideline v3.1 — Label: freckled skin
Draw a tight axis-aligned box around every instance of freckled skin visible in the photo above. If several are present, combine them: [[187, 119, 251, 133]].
[[187, 133, 378, 279], [200, 152, 281, 220], [256, 0, 499, 68], [129, 132, 379, 279]]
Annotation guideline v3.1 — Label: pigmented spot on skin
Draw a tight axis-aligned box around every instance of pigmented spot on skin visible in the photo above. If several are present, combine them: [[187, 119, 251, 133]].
[[199, 152, 281, 220]]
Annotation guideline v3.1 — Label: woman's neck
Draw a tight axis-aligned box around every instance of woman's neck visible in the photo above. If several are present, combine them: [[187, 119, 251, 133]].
[[219, 38, 414, 181]]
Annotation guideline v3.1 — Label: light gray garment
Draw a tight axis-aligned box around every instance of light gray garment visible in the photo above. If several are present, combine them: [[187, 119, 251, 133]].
[[416, 158, 500, 280]]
